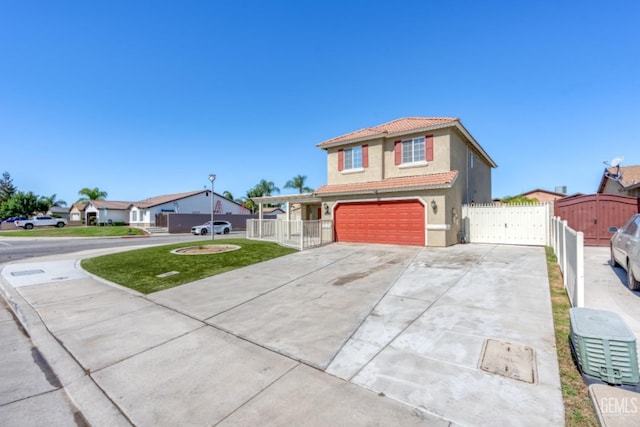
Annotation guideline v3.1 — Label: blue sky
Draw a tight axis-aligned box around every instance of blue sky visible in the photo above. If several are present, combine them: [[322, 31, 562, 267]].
[[1, 1, 638, 205]]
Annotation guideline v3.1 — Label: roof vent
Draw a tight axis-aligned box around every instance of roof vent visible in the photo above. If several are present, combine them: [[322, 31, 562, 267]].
[[570, 308, 639, 385]]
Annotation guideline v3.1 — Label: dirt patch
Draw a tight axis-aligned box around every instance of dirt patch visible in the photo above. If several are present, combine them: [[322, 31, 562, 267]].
[[172, 245, 240, 255]]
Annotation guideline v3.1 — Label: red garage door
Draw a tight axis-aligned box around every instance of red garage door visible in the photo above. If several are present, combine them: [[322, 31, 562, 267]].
[[334, 200, 425, 246]]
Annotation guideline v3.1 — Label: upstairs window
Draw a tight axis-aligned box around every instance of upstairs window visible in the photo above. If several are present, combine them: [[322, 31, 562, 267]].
[[402, 137, 425, 163], [395, 135, 433, 165], [338, 145, 368, 171], [344, 146, 362, 169]]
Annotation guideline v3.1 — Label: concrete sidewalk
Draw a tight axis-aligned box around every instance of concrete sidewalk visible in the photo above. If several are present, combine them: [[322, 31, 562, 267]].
[[0, 243, 564, 426]]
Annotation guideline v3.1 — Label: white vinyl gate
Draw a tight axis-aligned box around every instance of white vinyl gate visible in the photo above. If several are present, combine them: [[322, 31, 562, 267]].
[[462, 203, 552, 246]]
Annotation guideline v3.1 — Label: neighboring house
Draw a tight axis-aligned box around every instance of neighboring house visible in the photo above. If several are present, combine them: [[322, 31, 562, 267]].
[[68, 203, 87, 222], [519, 189, 568, 203], [598, 165, 640, 197], [263, 207, 285, 215], [47, 206, 71, 220], [129, 190, 250, 228], [86, 200, 133, 225], [253, 116, 497, 247]]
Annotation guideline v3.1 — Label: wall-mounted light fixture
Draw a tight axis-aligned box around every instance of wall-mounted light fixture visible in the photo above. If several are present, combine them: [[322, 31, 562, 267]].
[[431, 199, 438, 211], [324, 203, 330, 215]]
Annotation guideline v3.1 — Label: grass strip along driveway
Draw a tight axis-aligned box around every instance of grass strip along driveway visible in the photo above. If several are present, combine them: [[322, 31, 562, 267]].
[[81, 239, 297, 294], [546, 247, 598, 426]]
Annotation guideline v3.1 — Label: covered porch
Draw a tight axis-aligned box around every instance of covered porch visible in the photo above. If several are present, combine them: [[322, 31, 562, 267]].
[[248, 193, 333, 250]]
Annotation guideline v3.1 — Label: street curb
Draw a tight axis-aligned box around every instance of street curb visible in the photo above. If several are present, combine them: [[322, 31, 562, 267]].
[[0, 264, 131, 426]]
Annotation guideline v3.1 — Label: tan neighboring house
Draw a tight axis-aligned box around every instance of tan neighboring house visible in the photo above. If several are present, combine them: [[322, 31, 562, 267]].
[[68, 203, 87, 223], [254, 116, 497, 247], [519, 189, 568, 203], [598, 165, 640, 197]]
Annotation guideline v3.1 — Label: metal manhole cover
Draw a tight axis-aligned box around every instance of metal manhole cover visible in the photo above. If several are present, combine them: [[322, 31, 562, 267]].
[[479, 339, 536, 383], [10, 269, 45, 277]]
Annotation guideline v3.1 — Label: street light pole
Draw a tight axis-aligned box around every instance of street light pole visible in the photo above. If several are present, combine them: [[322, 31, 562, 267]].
[[209, 173, 216, 241]]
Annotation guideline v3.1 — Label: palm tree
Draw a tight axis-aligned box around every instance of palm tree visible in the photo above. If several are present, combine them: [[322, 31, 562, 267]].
[[222, 190, 234, 201], [255, 179, 280, 197], [42, 194, 67, 207], [77, 187, 108, 203], [284, 174, 313, 194]]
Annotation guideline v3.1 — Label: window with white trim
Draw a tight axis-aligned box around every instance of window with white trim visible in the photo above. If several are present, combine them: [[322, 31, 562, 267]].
[[344, 146, 362, 169], [402, 137, 425, 163]]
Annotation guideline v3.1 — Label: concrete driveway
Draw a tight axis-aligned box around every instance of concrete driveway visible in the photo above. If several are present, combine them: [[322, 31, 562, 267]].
[[0, 242, 563, 426]]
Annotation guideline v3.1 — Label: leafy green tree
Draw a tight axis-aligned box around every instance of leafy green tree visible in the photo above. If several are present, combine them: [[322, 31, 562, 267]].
[[284, 174, 313, 194], [41, 194, 67, 208], [0, 191, 45, 218], [500, 195, 539, 204], [0, 172, 17, 204], [77, 187, 108, 202]]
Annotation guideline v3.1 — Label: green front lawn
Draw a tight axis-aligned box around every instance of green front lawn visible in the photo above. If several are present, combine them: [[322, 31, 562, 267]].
[[0, 225, 146, 237], [81, 238, 297, 294]]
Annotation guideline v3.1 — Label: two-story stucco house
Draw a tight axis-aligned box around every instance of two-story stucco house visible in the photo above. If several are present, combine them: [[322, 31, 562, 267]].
[[253, 116, 497, 247]]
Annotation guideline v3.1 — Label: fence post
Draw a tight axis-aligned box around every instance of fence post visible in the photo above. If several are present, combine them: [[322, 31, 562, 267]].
[[561, 220, 568, 286], [576, 231, 584, 307]]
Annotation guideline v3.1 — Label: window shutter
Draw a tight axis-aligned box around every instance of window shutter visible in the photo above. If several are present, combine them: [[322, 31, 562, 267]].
[[425, 135, 434, 162], [338, 149, 344, 171], [362, 145, 369, 168], [394, 140, 401, 165]]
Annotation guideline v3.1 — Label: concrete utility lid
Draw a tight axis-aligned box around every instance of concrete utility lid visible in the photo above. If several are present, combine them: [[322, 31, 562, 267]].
[[10, 269, 45, 277], [479, 339, 536, 383]]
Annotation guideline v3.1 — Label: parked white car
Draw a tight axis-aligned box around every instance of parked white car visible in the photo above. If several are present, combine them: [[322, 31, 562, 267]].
[[15, 216, 67, 229], [191, 220, 232, 235]]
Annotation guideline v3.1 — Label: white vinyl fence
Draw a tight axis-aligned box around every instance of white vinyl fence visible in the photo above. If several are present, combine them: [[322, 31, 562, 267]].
[[551, 216, 584, 307], [461, 203, 552, 246], [246, 219, 334, 250]]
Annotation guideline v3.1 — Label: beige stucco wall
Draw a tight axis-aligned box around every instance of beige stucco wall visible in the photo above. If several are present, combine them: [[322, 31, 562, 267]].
[[600, 179, 639, 197], [382, 129, 451, 179], [326, 138, 384, 185], [449, 129, 492, 204]]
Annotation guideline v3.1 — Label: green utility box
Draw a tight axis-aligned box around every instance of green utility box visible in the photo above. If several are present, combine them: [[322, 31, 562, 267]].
[[570, 307, 639, 385]]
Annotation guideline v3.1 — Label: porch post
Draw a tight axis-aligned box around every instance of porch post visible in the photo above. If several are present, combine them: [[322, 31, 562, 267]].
[[286, 200, 291, 241], [259, 203, 263, 238]]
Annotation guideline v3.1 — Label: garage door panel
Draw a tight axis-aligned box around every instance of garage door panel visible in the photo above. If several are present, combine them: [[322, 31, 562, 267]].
[[335, 201, 424, 246]]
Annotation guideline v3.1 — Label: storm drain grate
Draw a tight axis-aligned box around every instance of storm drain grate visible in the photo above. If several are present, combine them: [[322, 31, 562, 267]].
[[479, 339, 536, 383], [10, 269, 45, 277]]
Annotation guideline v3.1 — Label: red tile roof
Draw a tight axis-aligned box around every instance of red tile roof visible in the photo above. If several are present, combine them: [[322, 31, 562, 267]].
[[316, 171, 458, 196], [317, 117, 459, 147]]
